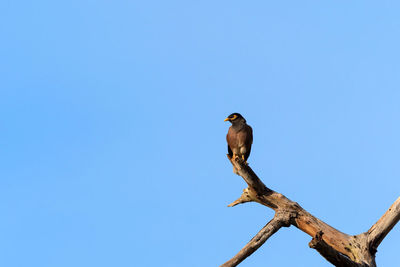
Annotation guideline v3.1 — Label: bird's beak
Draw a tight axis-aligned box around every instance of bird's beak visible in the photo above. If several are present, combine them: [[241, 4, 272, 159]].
[[224, 117, 230, 122]]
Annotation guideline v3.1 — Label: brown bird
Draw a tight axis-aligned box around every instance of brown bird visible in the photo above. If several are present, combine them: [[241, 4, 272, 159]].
[[224, 113, 253, 164]]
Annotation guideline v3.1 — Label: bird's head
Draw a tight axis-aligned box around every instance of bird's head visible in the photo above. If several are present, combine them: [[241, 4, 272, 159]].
[[224, 113, 246, 124]]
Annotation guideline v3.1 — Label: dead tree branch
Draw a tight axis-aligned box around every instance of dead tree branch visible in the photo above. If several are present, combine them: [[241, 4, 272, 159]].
[[221, 155, 400, 267], [367, 197, 400, 253], [221, 215, 285, 267]]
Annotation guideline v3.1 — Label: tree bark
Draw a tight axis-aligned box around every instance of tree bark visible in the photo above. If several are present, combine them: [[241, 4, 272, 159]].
[[221, 155, 400, 267], [220, 216, 284, 267]]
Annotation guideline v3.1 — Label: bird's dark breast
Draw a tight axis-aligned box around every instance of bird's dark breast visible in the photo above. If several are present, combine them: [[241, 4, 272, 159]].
[[226, 127, 239, 148]]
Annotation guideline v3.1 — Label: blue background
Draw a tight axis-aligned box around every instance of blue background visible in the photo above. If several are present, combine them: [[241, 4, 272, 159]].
[[1, 1, 399, 266]]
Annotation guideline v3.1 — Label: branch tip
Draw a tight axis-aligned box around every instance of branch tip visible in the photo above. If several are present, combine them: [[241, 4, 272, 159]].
[[228, 188, 253, 207]]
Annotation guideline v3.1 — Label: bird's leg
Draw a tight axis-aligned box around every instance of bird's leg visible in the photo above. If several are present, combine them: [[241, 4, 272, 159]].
[[241, 155, 249, 165]]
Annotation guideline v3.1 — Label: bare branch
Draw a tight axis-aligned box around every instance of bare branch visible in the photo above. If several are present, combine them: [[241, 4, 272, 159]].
[[367, 197, 400, 253], [228, 155, 356, 260], [309, 231, 368, 267], [228, 188, 252, 207], [221, 214, 287, 267], [223, 155, 399, 266], [228, 155, 272, 196]]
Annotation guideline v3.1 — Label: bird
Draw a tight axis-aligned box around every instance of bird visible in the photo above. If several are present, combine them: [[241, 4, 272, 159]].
[[224, 113, 253, 165]]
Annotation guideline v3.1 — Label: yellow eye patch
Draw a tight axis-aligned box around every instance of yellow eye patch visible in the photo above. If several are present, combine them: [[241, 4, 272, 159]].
[[224, 114, 238, 121]]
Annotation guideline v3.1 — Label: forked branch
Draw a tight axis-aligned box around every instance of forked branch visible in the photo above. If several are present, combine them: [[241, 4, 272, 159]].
[[221, 155, 400, 267]]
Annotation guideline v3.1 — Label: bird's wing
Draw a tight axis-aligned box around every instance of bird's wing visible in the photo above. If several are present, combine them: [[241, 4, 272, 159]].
[[228, 144, 233, 157], [244, 125, 253, 161]]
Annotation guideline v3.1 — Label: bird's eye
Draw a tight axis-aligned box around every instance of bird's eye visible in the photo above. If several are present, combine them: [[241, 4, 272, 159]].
[[231, 115, 237, 120]]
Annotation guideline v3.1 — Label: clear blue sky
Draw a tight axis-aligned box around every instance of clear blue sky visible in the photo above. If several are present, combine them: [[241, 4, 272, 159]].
[[1, 1, 399, 266]]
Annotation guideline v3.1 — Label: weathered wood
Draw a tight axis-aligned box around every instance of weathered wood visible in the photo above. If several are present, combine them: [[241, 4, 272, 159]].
[[309, 231, 368, 267], [222, 155, 399, 267], [221, 216, 284, 267], [367, 197, 400, 253]]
